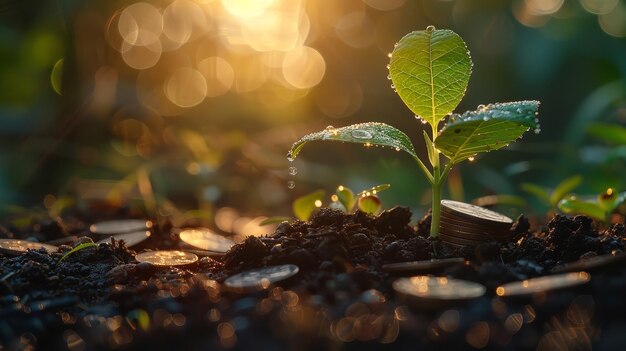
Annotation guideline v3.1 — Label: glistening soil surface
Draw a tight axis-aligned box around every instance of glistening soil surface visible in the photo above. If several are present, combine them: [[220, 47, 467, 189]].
[[1, 207, 626, 350]]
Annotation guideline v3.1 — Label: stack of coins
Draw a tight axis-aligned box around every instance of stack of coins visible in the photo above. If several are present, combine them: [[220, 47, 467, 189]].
[[439, 200, 514, 247]]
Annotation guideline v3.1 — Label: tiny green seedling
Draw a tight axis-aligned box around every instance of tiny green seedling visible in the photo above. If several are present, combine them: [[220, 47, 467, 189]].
[[263, 184, 391, 223], [58, 242, 97, 264], [558, 188, 626, 224], [522, 175, 582, 211], [288, 26, 540, 237]]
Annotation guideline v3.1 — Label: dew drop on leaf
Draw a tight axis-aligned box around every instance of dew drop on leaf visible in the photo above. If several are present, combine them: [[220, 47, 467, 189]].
[[468, 156, 475, 162], [287, 181, 295, 190], [351, 130, 373, 139], [288, 166, 298, 176], [287, 152, 294, 162], [390, 84, 395, 89], [426, 25, 436, 31], [387, 53, 392, 58], [387, 75, 391, 80]]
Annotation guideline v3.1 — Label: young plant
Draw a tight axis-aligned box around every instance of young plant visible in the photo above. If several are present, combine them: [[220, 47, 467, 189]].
[[521, 175, 582, 211], [288, 26, 540, 237], [558, 188, 626, 224], [263, 184, 391, 223]]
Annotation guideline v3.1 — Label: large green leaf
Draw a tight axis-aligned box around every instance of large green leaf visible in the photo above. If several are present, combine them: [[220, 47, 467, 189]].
[[389, 27, 472, 127], [435, 101, 540, 164], [287, 122, 417, 161], [587, 122, 626, 145]]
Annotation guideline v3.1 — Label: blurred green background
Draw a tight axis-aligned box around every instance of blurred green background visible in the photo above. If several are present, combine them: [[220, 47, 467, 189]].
[[1, 0, 625, 231]]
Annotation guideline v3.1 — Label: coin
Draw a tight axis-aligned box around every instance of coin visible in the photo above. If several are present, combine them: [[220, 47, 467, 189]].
[[440, 211, 511, 231], [135, 250, 198, 266], [224, 264, 299, 292], [551, 251, 626, 273], [441, 200, 513, 225], [438, 233, 482, 246], [496, 272, 590, 297], [440, 223, 511, 241], [393, 276, 486, 305], [383, 258, 467, 273], [0, 239, 58, 256], [96, 231, 151, 248], [179, 228, 235, 253], [90, 219, 152, 235]]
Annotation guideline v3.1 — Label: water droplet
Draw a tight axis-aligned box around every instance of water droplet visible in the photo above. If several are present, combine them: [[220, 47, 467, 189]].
[[468, 156, 475, 162], [534, 128, 541, 134], [426, 25, 436, 32], [387, 75, 391, 80], [394, 42, 399, 47], [421, 119, 427, 124], [288, 166, 297, 176], [395, 147, 400, 151], [352, 130, 373, 139], [287, 181, 295, 189], [534, 118, 539, 123], [287, 152, 294, 162], [390, 84, 395, 89], [483, 116, 490, 121], [387, 53, 392, 58], [516, 108, 522, 113], [364, 143, 372, 147], [325, 125, 335, 131], [386, 64, 390, 69], [477, 104, 486, 111]]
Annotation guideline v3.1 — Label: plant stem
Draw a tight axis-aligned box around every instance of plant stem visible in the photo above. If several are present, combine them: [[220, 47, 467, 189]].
[[429, 124, 442, 237]]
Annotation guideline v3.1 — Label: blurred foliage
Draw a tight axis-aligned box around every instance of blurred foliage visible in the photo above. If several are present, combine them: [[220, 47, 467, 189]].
[[558, 188, 626, 224], [0, 0, 625, 223]]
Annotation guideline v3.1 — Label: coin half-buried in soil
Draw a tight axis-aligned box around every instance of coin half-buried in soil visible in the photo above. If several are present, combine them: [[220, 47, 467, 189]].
[[440, 211, 511, 231], [135, 250, 198, 266], [382, 258, 467, 274], [441, 200, 513, 226], [496, 272, 591, 297], [439, 222, 510, 241], [96, 231, 151, 248], [551, 251, 626, 273], [392, 276, 486, 308], [224, 264, 300, 292], [90, 219, 152, 235], [0, 239, 59, 256], [178, 228, 235, 253]]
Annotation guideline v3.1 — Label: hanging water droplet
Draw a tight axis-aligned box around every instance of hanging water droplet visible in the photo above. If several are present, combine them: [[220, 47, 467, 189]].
[[288, 166, 297, 176], [395, 147, 400, 151], [534, 118, 539, 123], [390, 84, 395, 89], [287, 181, 295, 189], [534, 128, 541, 134], [477, 104, 486, 110], [426, 25, 436, 32], [468, 156, 475, 162], [387, 53, 392, 58], [325, 125, 335, 131], [287, 152, 294, 162], [352, 130, 373, 139], [483, 116, 490, 121], [387, 75, 391, 80], [394, 42, 399, 47], [421, 119, 427, 124], [386, 64, 390, 69]]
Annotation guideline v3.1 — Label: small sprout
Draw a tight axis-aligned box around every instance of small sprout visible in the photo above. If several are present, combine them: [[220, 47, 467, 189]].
[[558, 188, 626, 224], [288, 27, 540, 237], [58, 242, 97, 264], [336, 185, 356, 211], [292, 190, 326, 221], [358, 195, 382, 215], [522, 175, 582, 210]]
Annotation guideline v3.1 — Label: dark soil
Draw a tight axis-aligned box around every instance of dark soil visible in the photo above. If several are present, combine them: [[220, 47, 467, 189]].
[[1, 207, 626, 350]]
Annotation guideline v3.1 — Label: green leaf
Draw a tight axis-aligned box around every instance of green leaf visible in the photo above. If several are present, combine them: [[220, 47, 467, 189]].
[[550, 175, 582, 206], [356, 184, 391, 197], [336, 186, 356, 213], [588, 122, 626, 145], [558, 197, 606, 222], [58, 242, 97, 263], [435, 101, 540, 164], [389, 27, 472, 127], [293, 190, 325, 221], [358, 195, 382, 215], [521, 183, 551, 205], [287, 123, 417, 161]]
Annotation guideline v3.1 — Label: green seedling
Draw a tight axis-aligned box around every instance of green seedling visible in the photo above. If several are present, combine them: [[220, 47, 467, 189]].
[[558, 188, 626, 224], [288, 26, 540, 237], [521, 175, 582, 210], [262, 184, 390, 223], [58, 242, 97, 264]]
